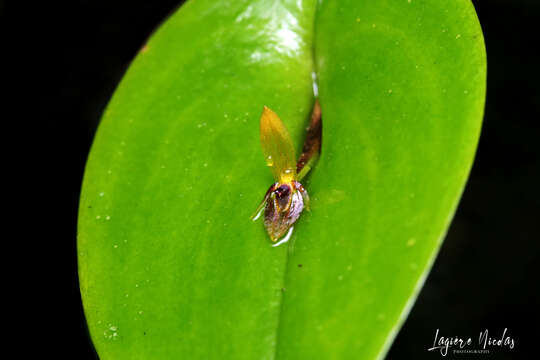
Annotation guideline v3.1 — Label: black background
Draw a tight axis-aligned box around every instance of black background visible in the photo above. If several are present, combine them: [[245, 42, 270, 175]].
[[18, 0, 539, 358]]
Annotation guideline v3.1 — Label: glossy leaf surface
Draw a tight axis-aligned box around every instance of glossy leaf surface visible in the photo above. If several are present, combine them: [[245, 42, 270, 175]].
[[78, 0, 486, 359], [278, 1, 486, 358]]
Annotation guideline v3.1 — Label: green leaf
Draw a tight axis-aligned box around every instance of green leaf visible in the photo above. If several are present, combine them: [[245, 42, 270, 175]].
[[78, 0, 486, 359]]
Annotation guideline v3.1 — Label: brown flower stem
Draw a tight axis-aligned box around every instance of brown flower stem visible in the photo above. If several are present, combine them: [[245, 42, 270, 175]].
[[296, 99, 322, 181]]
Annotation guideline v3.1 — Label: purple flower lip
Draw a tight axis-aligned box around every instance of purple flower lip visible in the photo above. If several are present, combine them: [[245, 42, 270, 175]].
[[263, 181, 308, 243]]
